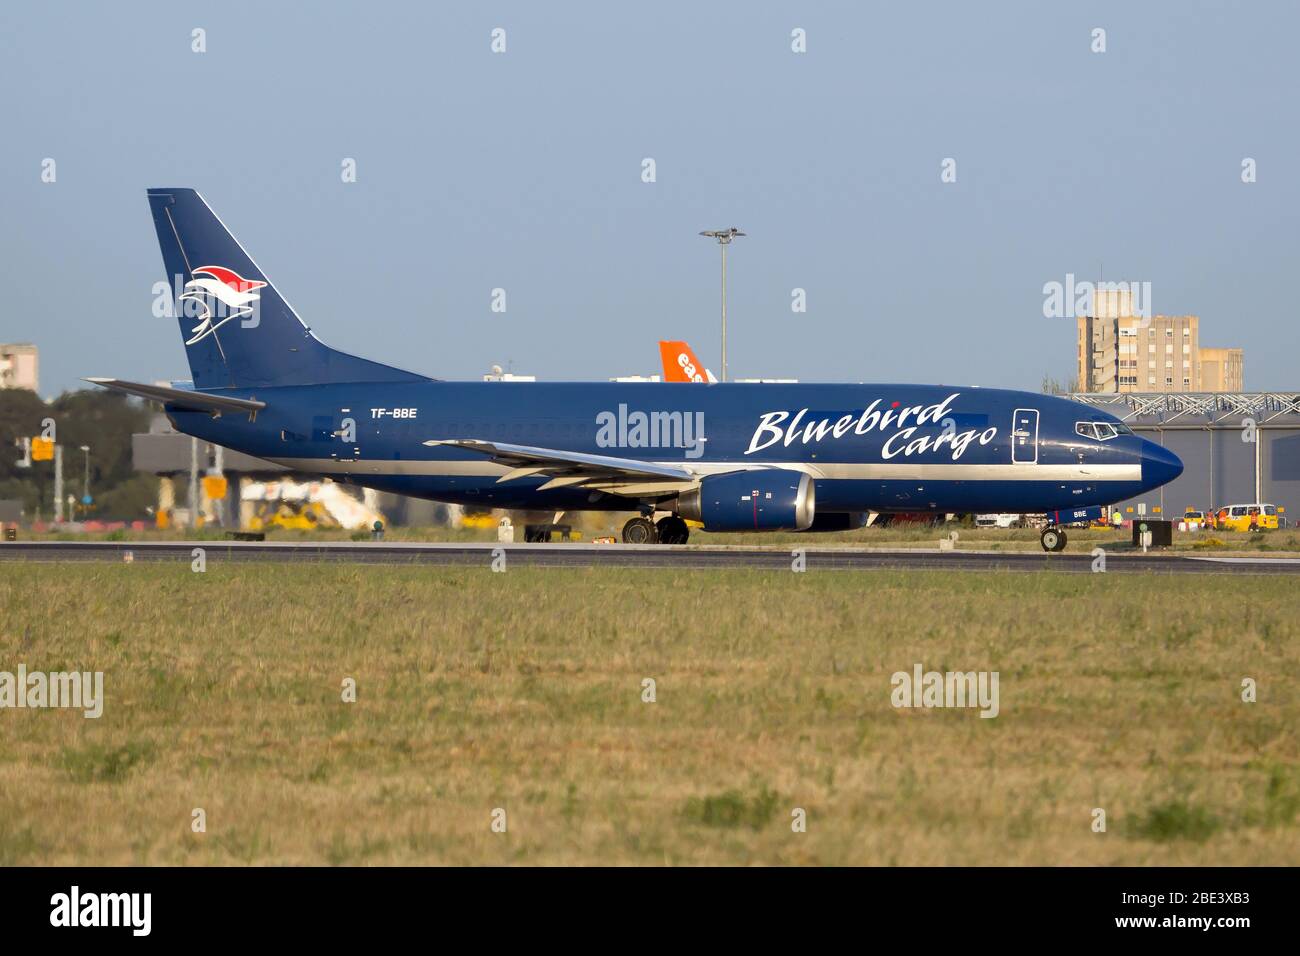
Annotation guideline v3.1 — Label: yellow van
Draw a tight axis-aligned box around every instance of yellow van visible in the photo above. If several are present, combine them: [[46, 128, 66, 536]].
[[1213, 503, 1279, 532]]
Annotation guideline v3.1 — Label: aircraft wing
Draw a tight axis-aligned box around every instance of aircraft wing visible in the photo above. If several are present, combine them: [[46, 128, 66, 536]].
[[84, 378, 266, 417], [423, 438, 699, 493]]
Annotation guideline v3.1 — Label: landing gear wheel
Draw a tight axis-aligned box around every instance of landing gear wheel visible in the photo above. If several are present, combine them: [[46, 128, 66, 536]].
[[655, 515, 690, 545], [622, 517, 658, 544], [1040, 527, 1067, 552]]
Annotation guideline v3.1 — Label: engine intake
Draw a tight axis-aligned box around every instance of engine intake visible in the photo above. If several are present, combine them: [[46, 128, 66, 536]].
[[676, 469, 815, 532]]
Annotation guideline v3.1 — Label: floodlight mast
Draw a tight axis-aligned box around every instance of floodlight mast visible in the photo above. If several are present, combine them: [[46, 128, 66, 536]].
[[699, 228, 745, 382]]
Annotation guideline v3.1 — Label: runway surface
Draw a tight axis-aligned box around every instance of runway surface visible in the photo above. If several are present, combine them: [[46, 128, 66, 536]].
[[3, 540, 1299, 574]]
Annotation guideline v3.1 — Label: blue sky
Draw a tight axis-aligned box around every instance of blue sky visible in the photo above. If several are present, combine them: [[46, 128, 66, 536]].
[[2, 1, 1296, 395]]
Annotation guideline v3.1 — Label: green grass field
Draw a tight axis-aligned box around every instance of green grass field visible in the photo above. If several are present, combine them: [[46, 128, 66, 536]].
[[1, 562, 1297, 865]]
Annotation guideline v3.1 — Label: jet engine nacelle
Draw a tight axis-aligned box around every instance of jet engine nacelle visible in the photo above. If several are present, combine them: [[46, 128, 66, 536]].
[[676, 469, 815, 532], [798, 511, 868, 533]]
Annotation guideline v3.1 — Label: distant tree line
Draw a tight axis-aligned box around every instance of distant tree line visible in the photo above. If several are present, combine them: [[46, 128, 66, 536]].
[[1040, 374, 1081, 396], [0, 389, 157, 520]]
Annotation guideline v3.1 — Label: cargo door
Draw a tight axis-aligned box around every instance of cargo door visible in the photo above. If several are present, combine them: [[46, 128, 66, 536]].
[[1011, 408, 1039, 464]]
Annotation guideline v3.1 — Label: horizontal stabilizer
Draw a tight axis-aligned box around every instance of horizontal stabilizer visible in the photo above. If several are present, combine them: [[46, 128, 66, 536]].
[[84, 378, 265, 417]]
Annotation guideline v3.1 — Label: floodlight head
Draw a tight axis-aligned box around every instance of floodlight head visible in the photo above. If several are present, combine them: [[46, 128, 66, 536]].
[[699, 227, 746, 243]]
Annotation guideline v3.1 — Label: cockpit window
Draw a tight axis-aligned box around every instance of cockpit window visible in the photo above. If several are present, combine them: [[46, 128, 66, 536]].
[[1076, 421, 1128, 441]]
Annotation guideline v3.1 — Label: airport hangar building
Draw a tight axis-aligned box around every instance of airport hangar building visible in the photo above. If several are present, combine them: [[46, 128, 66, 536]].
[[1070, 391, 1300, 523]]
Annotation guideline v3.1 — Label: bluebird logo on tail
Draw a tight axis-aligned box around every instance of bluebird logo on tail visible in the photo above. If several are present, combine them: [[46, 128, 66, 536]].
[[179, 265, 268, 344]]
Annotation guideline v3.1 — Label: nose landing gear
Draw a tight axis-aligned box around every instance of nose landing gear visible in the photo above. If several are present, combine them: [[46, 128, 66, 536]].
[[1040, 527, 1068, 552]]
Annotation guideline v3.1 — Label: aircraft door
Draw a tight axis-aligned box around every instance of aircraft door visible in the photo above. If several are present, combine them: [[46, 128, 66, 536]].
[[1011, 408, 1039, 464]]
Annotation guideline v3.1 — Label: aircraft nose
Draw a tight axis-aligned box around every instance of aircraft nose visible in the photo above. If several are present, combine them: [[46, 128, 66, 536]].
[[1141, 440, 1183, 489]]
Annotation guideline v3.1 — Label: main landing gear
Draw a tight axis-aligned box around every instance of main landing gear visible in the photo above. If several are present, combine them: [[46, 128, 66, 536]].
[[1040, 527, 1068, 552], [620, 515, 691, 544], [655, 515, 690, 544], [622, 516, 657, 544]]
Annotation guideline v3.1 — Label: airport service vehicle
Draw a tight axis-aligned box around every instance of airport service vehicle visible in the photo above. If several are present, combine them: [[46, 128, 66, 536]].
[[1214, 503, 1279, 532], [974, 513, 1021, 529], [1181, 509, 1207, 531], [88, 188, 1184, 551]]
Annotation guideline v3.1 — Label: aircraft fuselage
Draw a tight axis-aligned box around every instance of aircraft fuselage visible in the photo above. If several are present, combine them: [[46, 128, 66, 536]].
[[169, 380, 1179, 517]]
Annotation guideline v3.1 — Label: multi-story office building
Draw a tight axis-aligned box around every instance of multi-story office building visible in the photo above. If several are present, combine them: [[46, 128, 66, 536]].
[[1076, 292, 1243, 393], [0, 344, 39, 392], [1199, 347, 1245, 392]]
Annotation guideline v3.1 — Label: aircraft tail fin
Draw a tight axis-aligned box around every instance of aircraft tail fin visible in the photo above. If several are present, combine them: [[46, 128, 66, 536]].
[[659, 341, 715, 383], [147, 188, 429, 390]]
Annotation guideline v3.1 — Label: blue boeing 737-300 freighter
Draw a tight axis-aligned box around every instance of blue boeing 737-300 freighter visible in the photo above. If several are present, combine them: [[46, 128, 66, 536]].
[[89, 188, 1182, 551]]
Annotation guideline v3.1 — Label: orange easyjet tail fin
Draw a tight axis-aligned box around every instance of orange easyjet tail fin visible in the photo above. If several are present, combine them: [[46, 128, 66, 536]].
[[659, 341, 716, 383]]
